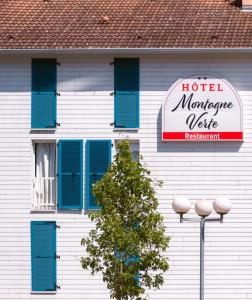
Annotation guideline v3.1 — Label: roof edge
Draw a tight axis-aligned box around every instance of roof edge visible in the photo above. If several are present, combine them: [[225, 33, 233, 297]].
[[1, 48, 252, 55]]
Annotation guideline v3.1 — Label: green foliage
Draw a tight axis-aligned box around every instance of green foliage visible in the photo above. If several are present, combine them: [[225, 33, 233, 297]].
[[81, 140, 170, 300]]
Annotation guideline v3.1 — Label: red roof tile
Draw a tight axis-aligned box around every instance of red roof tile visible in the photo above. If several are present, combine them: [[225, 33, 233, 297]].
[[0, 0, 252, 49]]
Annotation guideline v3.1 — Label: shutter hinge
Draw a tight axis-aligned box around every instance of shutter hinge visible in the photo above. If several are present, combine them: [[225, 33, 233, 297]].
[[56, 255, 61, 259], [110, 91, 115, 96], [56, 62, 61, 66], [56, 224, 60, 229], [56, 122, 61, 127], [56, 285, 61, 289], [56, 173, 59, 177], [110, 61, 115, 65], [56, 92, 60, 96], [110, 121, 115, 126]]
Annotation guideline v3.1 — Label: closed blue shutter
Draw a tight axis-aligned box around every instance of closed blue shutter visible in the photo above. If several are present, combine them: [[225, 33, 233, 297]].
[[32, 59, 57, 128], [31, 221, 56, 292], [115, 250, 140, 286], [125, 256, 140, 286], [58, 140, 83, 209], [114, 58, 139, 128], [86, 140, 111, 209]]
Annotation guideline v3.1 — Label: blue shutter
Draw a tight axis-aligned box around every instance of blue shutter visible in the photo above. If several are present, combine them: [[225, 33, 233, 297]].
[[125, 256, 140, 286], [58, 140, 83, 209], [86, 140, 111, 209], [31, 221, 56, 292], [114, 58, 139, 128], [115, 250, 140, 286], [32, 59, 57, 128]]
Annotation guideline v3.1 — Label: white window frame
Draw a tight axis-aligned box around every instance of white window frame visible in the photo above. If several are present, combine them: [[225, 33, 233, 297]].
[[31, 139, 57, 212]]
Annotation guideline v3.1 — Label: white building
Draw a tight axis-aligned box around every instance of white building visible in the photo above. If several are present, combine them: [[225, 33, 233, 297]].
[[1, 0, 252, 299]]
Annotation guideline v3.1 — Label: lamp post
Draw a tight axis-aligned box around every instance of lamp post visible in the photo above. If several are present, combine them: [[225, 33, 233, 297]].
[[172, 196, 231, 300]]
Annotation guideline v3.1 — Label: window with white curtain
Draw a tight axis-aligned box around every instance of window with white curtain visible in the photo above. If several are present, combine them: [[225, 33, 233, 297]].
[[32, 142, 56, 211]]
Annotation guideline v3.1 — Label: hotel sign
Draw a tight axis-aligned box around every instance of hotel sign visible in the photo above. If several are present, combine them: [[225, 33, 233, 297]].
[[162, 76, 243, 141]]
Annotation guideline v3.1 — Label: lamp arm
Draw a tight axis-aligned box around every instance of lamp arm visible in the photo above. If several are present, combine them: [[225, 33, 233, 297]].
[[179, 213, 224, 223], [205, 214, 224, 223], [180, 213, 202, 223]]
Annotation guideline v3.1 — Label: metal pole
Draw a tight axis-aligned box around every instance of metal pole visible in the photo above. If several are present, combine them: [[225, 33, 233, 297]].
[[179, 214, 224, 300], [200, 218, 205, 300]]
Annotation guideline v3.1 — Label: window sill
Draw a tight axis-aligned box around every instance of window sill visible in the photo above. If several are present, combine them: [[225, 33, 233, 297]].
[[85, 206, 101, 212], [86, 207, 100, 211], [31, 291, 56, 294], [113, 128, 139, 132], [30, 128, 56, 131], [30, 209, 56, 213]]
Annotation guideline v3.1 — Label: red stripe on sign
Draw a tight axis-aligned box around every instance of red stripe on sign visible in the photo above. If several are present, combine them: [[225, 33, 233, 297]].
[[162, 132, 243, 141]]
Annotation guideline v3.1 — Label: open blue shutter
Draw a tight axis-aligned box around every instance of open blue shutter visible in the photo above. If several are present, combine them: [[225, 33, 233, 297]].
[[58, 140, 83, 209], [32, 59, 57, 128], [114, 58, 139, 128], [86, 140, 111, 209], [31, 221, 56, 292]]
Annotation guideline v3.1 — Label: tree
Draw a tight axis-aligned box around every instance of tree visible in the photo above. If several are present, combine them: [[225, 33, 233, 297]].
[[81, 140, 170, 300]]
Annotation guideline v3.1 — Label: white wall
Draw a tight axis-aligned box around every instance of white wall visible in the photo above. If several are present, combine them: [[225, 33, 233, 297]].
[[0, 54, 251, 299]]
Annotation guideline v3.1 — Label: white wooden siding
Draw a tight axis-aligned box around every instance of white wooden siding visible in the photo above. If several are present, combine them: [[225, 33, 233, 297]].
[[0, 55, 251, 299]]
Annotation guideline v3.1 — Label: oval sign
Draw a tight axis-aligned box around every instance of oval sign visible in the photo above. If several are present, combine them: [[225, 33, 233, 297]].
[[162, 75, 243, 141]]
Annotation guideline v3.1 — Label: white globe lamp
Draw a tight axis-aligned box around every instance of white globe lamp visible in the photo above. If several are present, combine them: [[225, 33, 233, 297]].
[[213, 197, 231, 215], [195, 200, 213, 217], [172, 196, 191, 214]]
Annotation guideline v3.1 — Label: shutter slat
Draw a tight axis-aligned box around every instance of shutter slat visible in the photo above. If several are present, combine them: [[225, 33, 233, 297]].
[[86, 140, 111, 209], [31, 221, 56, 292], [58, 140, 83, 209], [31, 59, 57, 128], [114, 58, 139, 128]]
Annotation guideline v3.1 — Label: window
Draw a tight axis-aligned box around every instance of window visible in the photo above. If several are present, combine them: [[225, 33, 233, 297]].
[[129, 141, 139, 162], [31, 221, 57, 292], [32, 142, 56, 211], [32, 140, 83, 211], [31, 59, 57, 129], [86, 140, 112, 209], [114, 58, 139, 128], [115, 140, 140, 162]]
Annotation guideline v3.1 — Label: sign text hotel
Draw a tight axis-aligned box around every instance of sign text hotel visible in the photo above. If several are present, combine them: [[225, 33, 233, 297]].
[[162, 76, 243, 141]]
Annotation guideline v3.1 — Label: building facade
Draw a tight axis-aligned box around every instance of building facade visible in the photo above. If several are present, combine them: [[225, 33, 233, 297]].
[[0, 52, 251, 300]]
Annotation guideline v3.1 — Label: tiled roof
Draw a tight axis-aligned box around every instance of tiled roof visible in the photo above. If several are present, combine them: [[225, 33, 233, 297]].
[[1, 0, 252, 49]]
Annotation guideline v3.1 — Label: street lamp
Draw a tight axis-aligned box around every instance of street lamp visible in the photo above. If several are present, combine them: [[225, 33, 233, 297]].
[[172, 196, 231, 300]]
